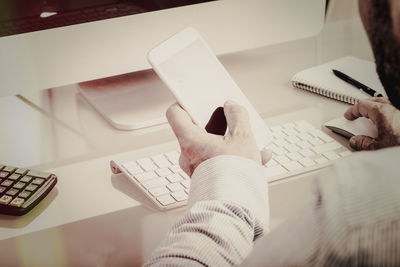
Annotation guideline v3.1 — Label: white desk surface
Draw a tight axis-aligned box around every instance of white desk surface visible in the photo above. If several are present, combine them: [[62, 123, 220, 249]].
[[0, 18, 374, 266]]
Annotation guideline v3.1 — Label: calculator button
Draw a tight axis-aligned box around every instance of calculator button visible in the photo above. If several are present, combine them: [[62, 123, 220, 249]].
[[18, 190, 31, 199], [3, 166, 16, 172], [25, 184, 38, 191], [0, 172, 9, 179], [0, 195, 12, 205], [27, 171, 51, 179], [10, 198, 24, 207], [15, 168, 28, 174], [1, 180, 13, 187], [8, 174, 20, 180], [32, 178, 45, 185], [6, 188, 19, 196], [13, 182, 25, 189], [0, 186, 6, 193], [20, 175, 32, 183]]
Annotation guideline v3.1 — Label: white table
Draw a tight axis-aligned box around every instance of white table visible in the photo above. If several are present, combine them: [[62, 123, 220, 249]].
[[0, 16, 374, 266]]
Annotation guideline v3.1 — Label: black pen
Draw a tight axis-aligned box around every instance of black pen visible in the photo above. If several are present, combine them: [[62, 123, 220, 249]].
[[332, 69, 383, 97]]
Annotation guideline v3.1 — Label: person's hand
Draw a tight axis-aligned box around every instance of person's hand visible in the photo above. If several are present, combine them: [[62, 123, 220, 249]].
[[344, 98, 400, 150], [166, 101, 272, 176]]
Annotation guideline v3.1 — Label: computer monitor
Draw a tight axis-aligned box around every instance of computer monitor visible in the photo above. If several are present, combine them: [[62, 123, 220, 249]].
[[0, 0, 325, 129]]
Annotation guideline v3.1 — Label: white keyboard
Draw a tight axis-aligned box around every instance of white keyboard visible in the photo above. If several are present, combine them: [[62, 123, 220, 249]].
[[110, 120, 352, 210]]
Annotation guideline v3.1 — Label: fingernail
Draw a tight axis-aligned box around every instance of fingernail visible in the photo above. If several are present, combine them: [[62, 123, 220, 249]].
[[225, 100, 236, 105]]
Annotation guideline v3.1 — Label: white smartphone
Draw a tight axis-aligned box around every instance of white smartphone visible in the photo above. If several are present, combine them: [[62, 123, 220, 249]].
[[148, 27, 271, 149]]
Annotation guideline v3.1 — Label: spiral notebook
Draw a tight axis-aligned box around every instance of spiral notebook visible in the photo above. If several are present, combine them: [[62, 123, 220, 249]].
[[291, 56, 386, 104]]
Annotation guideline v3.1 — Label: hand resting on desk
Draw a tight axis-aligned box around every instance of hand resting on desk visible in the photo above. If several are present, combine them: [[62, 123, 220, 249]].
[[344, 98, 400, 151], [166, 101, 271, 176]]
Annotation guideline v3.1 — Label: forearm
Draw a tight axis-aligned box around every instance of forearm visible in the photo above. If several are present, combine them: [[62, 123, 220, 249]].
[[145, 155, 269, 266]]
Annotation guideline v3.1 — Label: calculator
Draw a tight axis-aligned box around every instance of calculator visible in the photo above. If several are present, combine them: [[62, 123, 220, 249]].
[[0, 164, 57, 216]]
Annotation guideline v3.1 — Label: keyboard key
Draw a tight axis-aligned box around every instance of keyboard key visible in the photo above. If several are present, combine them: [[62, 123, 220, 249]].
[[155, 168, 172, 177], [123, 162, 143, 176], [0, 186, 6, 193], [286, 135, 301, 144], [274, 138, 289, 147], [135, 171, 157, 182], [287, 152, 303, 161], [169, 165, 181, 173], [315, 157, 329, 164], [180, 180, 190, 189], [165, 151, 180, 165], [10, 198, 24, 207], [299, 149, 315, 157], [152, 155, 171, 168], [323, 151, 340, 160], [265, 159, 278, 167], [167, 182, 184, 192], [137, 158, 158, 172], [297, 140, 311, 149], [142, 178, 169, 190], [166, 174, 183, 183], [283, 161, 304, 171], [148, 186, 169, 197], [275, 155, 290, 164], [179, 171, 190, 180], [299, 157, 316, 167], [312, 141, 342, 154], [0, 195, 12, 205], [171, 191, 188, 202], [284, 144, 300, 152], [315, 132, 334, 142], [271, 147, 287, 156], [157, 194, 176, 206], [309, 137, 324, 146]]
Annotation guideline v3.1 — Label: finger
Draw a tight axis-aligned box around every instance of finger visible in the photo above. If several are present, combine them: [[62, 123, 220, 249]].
[[166, 103, 202, 140], [261, 149, 272, 165], [344, 100, 381, 122], [370, 97, 390, 104], [224, 101, 251, 136], [349, 135, 379, 151]]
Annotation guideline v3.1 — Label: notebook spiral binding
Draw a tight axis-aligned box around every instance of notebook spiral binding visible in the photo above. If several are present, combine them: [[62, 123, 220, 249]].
[[292, 80, 358, 105]]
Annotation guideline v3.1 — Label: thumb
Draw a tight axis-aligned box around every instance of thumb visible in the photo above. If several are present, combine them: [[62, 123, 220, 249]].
[[349, 135, 379, 151], [223, 101, 252, 137], [261, 149, 273, 165]]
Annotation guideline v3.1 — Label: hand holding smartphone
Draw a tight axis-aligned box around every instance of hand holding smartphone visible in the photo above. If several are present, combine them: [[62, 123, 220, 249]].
[[148, 27, 271, 149]]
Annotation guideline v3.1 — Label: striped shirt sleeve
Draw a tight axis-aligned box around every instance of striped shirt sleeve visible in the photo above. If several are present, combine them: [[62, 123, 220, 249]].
[[144, 155, 269, 266]]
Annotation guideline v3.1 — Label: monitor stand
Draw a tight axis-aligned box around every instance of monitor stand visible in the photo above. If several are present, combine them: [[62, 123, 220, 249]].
[[78, 69, 175, 130]]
